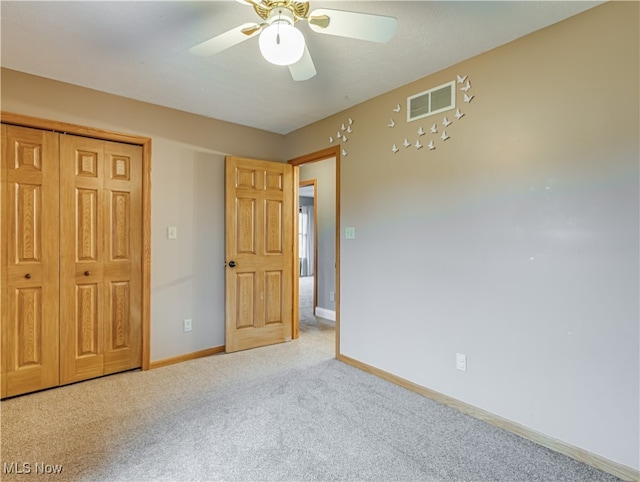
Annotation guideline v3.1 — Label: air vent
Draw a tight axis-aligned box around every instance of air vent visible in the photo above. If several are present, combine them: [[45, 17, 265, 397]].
[[407, 81, 456, 122]]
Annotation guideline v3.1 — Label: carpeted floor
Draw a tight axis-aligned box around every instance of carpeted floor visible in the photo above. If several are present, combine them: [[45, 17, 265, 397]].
[[0, 277, 621, 481]]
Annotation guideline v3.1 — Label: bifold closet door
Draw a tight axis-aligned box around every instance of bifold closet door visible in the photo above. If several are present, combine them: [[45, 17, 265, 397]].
[[1, 125, 60, 398], [59, 135, 142, 385]]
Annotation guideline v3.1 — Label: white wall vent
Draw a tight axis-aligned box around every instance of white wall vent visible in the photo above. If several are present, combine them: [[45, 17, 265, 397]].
[[407, 80, 456, 122]]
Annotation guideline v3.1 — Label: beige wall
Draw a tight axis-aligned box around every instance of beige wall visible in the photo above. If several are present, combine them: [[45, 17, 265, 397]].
[[286, 1, 639, 472], [1, 69, 286, 362], [1, 1, 638, 473]]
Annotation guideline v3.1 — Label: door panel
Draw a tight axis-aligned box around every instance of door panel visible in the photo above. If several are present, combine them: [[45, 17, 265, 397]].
[[76, 188, 99, 261], [264, 270, 284, 323], [60, 136, 105, 383], [1, 125, 60, 397], [225, 157, 293, 352], [60, 136, 142, 384], [103, 141, 141, 375]]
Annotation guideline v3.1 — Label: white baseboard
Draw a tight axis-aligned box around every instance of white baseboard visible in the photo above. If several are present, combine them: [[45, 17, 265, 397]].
[[315, 307, 336, 321]]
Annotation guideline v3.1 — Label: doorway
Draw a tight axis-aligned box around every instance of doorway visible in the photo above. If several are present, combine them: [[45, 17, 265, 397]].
[[298, 179, 317, 312], [289, 146, 340, 356], [298, 177, 335, 339]]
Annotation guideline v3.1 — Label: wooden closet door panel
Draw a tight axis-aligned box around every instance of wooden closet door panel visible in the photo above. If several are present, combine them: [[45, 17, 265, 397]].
[[102, 140, 142, 374], [1, 125, 60, 397], [59, 135, 105, 384], [59, 135, 142, 383], [1, 125, 5, 399]]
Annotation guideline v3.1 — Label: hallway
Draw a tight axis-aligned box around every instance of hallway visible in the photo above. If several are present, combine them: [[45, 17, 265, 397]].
[[299, 275, 334, 339]]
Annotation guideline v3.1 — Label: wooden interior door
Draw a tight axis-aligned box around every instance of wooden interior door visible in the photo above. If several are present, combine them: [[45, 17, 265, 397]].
[[225, 156, 293, 353], [1, 125, 60, 397], [59, 135, 142, 384]]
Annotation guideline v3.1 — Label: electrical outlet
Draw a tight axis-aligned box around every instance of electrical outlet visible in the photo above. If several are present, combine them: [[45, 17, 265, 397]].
[[329, 291, 335, 302], [183, 319, 192, 332], [456, 353, 467, 372]]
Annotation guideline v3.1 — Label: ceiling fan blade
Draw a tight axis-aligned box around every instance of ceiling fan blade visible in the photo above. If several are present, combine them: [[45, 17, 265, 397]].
[[308, 8, 397, 43], [289, 45, 316, 81], [189, 23, 261, 57]]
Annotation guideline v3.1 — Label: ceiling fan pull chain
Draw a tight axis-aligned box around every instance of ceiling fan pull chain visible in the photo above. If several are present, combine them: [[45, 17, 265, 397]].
[[276, 11, 282, 45]]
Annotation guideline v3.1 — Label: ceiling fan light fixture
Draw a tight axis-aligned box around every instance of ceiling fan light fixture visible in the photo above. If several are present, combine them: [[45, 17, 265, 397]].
[[258, 9, 305, 66]]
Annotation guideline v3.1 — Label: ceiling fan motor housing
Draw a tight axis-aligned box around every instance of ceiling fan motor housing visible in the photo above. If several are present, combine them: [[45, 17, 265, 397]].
[[266, 7, 296, 27], [254, 1, 310, 22]]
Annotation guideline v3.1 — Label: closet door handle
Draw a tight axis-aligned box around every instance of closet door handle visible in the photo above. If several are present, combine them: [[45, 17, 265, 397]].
[[84, 271, 91, 276], [228, 261, 236, 268], [25, 273, 32, 279]]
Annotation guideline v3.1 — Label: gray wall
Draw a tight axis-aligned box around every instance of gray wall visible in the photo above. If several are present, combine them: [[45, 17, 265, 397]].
[[285, 3, 639, 471], [150, 144, 226, 361], [300, 159, 336, 312]]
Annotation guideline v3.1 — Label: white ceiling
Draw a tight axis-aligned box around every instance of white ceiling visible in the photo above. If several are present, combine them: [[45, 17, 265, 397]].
[[1, 1, 601, 135]]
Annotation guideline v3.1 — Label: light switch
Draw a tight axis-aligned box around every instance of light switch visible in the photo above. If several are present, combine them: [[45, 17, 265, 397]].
[[456, 353, 467, 372], [345, 227, 355, 239], [167, 226, 177, 240]]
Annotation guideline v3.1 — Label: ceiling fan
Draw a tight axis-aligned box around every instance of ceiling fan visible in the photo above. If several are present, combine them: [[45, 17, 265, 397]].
[[189, 0, 398, 81]]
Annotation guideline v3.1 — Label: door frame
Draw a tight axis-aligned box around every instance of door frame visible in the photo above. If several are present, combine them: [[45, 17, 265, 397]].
[[288, 146, 340, 357], [1, 112, 153, 370]]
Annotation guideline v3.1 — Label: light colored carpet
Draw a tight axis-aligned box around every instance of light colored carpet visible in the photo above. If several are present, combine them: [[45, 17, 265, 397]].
[[0, 278, 620, 481]]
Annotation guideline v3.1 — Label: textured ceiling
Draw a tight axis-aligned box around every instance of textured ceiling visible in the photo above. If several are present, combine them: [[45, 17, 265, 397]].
[[1, 1, 601, 134]]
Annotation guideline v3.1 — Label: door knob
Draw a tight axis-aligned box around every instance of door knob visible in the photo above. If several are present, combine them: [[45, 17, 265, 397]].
[[84, 271, 91, 276], [228, 261, 236, 268], [25, 273, 31, 279]]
